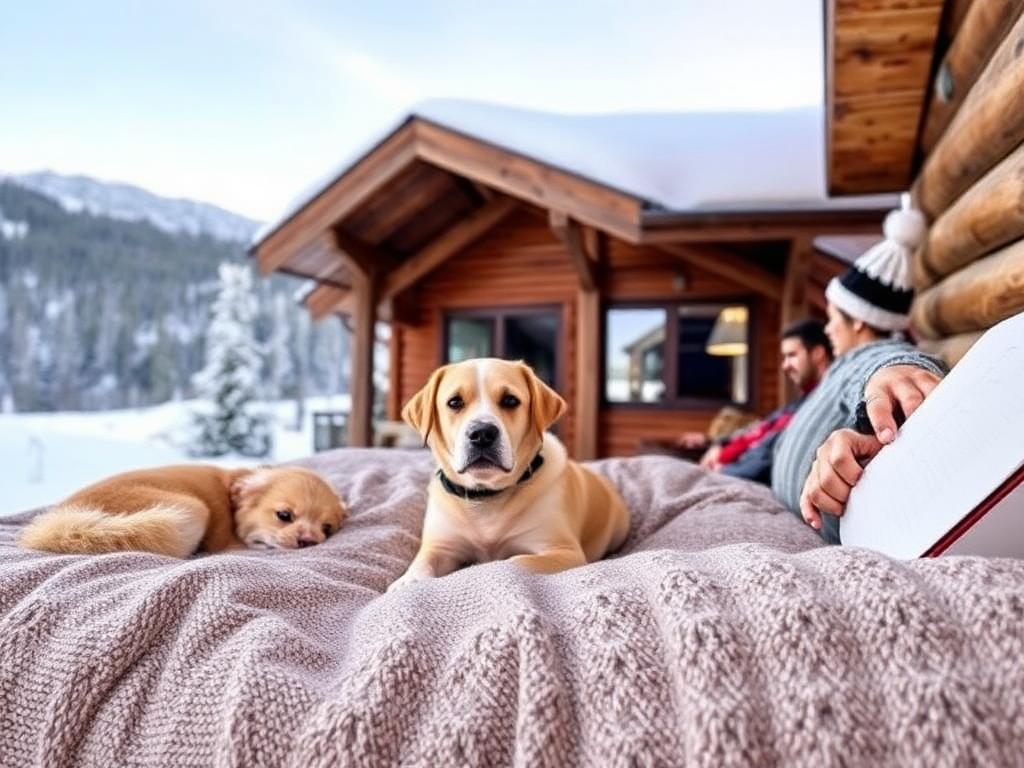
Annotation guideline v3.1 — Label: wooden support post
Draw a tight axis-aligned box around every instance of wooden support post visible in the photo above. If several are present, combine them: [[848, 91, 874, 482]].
[[348, 270, 378, 447], [781, 237, 813, 329], [387, 321, 403, 421], [779, 237, 813, 406], [549, 211, 602, 459], [575, 286, 600, 460]]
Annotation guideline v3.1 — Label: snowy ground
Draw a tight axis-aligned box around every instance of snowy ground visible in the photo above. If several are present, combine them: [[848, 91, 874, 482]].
[[0, 396, 352, 515]]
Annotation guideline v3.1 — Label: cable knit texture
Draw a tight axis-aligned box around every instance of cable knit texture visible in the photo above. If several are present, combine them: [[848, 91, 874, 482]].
[[2, 449, 1023, 766]]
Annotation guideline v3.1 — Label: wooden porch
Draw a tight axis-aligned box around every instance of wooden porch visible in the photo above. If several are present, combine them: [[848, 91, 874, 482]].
[[251, 110, 891, 458]]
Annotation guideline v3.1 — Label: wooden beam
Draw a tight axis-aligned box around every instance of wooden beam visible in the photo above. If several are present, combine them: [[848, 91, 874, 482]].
[[910, 237, 1024, 339], [657, 244, 784, 299], [549, 211, 597, 291], [412, 119, 644, 243], [914, 140, 1024, 289], [348, 271, 378, 447], [380, 196, 518, 300], [575, 287, 600, 460], [305, 284, 352, 322], [332, 228, 385, 277], [826, 0, 945, 194], [257, 229, 336, 278], [915, 12, 1024, 218], [638, 214, 887, 244], [918, 0, 1024, 155], [469, 180, 494, 201], [253, 123, 417, 276]]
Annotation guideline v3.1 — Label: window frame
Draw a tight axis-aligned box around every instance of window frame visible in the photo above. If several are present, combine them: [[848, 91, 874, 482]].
[[601, 298, 759, 411], [441, 305, 564, 392]]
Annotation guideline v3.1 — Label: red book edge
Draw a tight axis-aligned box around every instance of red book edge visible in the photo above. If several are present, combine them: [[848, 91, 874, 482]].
[[924, 464, 1024, 557]]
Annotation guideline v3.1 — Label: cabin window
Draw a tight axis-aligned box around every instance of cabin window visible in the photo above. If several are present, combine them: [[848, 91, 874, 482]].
[[447, 317, 494, 361], [604, 308, 667, 403], [604, 302, 751, 407], [443, 308, 560, 387]]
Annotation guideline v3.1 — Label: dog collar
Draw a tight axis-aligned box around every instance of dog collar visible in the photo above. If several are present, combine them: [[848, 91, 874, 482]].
[[436, 452, 545, 500]]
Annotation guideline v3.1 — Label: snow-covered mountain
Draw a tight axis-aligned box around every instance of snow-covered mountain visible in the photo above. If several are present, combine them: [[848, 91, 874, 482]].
[[7, 170, 261, 243]]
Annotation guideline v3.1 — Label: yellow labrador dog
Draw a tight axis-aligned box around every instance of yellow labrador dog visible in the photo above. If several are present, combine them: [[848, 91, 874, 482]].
[[388, 358, 629, 591]]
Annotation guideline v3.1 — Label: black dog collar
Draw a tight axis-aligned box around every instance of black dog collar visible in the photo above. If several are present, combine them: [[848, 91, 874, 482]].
[[436, 452, 545, 500]]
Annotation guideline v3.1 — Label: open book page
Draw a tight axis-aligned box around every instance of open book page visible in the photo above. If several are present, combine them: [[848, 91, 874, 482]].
[[840, 312, 1024, 559]]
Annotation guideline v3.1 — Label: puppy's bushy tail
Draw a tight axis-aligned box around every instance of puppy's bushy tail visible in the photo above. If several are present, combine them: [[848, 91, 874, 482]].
[[18, 505, 203, 558]]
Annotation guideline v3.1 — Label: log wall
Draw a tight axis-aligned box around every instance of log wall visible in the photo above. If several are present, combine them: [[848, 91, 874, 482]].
[[910, 3, 1024, 365]]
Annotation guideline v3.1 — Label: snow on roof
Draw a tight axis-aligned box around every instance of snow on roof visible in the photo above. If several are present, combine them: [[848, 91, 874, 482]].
[[253, 99, 898, 247]]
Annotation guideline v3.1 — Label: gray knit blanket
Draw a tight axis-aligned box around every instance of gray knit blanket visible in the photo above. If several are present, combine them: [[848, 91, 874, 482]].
[[2, 450, 1023, 767]]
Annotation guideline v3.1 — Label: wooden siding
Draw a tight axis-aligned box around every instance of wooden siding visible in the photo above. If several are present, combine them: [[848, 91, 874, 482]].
[[394, 210, 783, 458]]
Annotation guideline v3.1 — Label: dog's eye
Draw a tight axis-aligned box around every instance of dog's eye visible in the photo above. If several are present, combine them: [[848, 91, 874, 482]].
[[500, 394, 520, 409], [276, 509, 293, 523], [322, 523, 332, 536], [446, 395, 464, 411]]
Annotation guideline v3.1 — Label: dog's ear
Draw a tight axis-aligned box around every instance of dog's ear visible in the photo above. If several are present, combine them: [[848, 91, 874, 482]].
[[402, 365, 449, 445], [229, 468, 273, 508], [519, 362, 566, 439]]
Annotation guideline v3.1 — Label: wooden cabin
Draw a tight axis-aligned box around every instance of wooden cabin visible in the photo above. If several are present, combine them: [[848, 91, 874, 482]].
[[251, 103, 893, 458], [826, 0, 1024, 365]]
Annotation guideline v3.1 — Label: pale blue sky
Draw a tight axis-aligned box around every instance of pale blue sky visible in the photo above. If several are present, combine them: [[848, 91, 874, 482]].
[[0, 1, 824, 221]]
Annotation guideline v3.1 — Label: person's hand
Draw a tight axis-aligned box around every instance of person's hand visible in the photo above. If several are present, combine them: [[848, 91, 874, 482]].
[[799, 428, 883, 531], [862, 364, 942, 444], [699, 444, 722, 471], [677, 431, 709, 450]]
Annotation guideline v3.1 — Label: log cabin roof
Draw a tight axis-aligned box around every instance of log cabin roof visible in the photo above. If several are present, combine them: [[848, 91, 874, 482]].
[[825, 0, 949, 195], [252, 100, 898, 298]]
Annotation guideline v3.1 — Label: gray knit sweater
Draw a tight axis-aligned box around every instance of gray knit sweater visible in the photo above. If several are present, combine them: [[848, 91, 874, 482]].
[[771, 339, 947, 543]]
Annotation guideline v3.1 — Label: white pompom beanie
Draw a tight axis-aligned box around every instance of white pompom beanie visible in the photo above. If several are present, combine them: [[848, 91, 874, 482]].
[[825, 193, 926, 331]]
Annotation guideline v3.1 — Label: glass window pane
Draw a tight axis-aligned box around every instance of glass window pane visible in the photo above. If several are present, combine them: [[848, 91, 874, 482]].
[[504, 313, 558, 386], [677, 304, 749, 403], [605, 308, 666, 403], [447, 317, 493, 362]]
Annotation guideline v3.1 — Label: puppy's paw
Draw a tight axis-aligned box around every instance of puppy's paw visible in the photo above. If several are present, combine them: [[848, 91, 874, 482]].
[[386, 570, 432, 593]]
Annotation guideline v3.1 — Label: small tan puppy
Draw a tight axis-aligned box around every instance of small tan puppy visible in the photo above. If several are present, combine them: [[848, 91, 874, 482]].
[[389, 358, 629, 591], [19, 465, 347, 558]]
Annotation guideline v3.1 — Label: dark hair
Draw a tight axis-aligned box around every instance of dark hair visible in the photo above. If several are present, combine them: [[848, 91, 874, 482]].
[[782, 318, 833, 360]]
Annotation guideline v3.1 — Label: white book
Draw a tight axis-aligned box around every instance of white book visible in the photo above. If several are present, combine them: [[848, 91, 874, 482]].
[[840, 311, 1024, 559]]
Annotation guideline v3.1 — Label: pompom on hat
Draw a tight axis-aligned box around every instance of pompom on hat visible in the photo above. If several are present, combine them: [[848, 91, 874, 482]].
[[825, 192, 926, 332]]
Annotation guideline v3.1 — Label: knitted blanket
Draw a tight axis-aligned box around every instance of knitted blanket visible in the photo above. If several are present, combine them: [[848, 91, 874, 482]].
[[2, 450, 1022, 767]]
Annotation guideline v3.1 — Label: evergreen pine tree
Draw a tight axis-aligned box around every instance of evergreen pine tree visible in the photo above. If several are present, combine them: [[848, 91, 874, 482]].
[[189, 263, 272, 457]]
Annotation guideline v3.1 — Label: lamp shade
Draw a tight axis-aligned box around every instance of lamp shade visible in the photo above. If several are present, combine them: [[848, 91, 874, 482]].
[[705, 306, 749, 356]]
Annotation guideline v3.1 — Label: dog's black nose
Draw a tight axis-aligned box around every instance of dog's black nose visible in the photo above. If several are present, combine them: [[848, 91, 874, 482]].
[[468, 423, 499, 448], [297, 538, 317, 549]]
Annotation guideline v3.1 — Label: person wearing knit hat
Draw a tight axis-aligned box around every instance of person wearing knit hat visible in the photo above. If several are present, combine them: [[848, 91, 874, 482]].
[[820, 194, 927, 357], [770, 195, 948, 545], [826, 193, 925, 333]]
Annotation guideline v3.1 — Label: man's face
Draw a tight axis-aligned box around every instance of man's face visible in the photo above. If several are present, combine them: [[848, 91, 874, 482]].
[[780, 337, 816, 389]]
